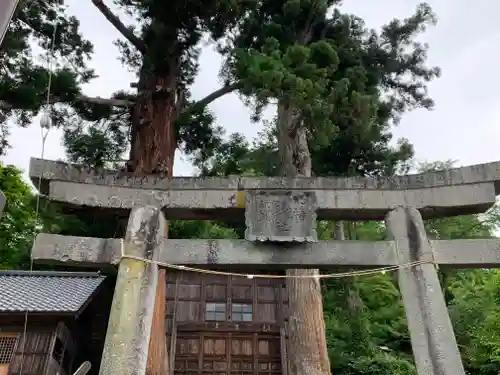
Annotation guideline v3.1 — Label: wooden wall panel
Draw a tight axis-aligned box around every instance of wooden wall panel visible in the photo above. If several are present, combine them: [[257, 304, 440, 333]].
[[8, 331, 53, 375], [165, 271, 288, 374]]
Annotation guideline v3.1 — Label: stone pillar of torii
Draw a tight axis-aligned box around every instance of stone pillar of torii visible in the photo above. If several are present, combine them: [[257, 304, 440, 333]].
[[0, 190, 5, 217], [29, 157, 500, 375]]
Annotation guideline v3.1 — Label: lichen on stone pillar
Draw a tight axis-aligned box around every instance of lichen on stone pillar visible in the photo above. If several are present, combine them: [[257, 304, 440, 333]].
[[385, 205, 465, 375], [99, 205, 164, 375]]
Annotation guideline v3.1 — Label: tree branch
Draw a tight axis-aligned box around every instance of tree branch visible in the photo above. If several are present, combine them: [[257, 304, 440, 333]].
[[0, 95, 133, 110], [91, 0, 147, 54], [189, 82, 242, 111], [1, 82, 239, 116], [0, 101, 12, 110], [78, 95, 133, 107]]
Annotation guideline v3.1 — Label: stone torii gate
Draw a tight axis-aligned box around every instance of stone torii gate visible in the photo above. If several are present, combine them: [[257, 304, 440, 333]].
[[29, 157, 500, 375]]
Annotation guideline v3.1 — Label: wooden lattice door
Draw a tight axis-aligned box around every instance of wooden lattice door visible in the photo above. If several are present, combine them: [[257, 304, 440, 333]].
[[174, 333, 281, 375], [0, 333, 19, 375]]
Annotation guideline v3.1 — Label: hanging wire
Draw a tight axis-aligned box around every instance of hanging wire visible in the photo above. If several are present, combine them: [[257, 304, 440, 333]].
[[19, 17, 57, 375], [120, 246, 433, 280]]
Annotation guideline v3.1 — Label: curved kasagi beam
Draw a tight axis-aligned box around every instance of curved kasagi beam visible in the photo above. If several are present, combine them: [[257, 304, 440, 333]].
[[29, 157, 500, 192], [29, 157, 500, 220]]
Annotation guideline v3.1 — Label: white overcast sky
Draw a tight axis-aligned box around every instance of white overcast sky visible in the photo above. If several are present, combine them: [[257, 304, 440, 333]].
[[3, 0, 500, 181]]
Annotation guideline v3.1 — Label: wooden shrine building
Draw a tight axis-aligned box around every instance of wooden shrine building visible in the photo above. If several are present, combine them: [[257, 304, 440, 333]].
[[0, 270, 111, 375], [165, 272, 286, 375], [0, 270, 286, 375]]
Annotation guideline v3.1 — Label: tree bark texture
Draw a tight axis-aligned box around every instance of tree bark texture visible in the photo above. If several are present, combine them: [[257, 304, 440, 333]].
[[130, 64, 178, 375], [147, 269, 168, 375], [128, 65, 178, 175], [277, 103, 331, 375]]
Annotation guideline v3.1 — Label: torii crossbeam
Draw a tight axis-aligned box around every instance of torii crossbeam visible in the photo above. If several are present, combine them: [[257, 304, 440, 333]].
[[30, 157, 500, 375]]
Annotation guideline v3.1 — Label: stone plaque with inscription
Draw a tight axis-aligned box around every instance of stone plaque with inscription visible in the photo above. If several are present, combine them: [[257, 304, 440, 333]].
[[245, 190, 317, 242]]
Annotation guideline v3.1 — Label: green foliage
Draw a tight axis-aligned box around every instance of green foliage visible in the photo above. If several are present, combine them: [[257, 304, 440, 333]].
[[319, 221, 416, 374], [196, 3, 441, 177], [0, 164, 37, 268], [60, 0, 252, 168], [348, 354, 416, 375], [2, 0, 249, 167], [0, 163, 84, 269], [63, 117, 129, 170], [234, 35, 339, 133], [3, 0, 437, 171], [168, 220, 238, 239], [448, 268, 500, 375], [6, 1, 500, 374], [212, 1, 438, 176], [1, 0, 94, 153]]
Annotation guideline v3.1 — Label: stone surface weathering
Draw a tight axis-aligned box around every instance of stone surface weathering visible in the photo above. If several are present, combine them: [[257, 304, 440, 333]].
[[29, 157, 500, 220], [28, 157, 500, 375]]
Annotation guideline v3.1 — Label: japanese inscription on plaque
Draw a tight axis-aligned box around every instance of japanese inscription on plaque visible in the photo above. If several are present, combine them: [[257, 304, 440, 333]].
[[245, 190, 317, 242]]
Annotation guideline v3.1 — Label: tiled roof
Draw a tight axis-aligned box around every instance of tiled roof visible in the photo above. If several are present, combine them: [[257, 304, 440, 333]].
[[0, 270, 106, 313]]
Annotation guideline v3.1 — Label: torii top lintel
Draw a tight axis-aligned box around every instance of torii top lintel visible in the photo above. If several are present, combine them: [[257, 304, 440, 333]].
[[29, 157, 500, 220]]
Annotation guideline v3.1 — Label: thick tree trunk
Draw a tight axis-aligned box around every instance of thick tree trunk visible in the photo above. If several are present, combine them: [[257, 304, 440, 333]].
[[129, 65, 179, 375], [277, 105, 312, 177], [128, 67, 178, 175], [147, 269, 168, 375], [277, 103, 331, 375]]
